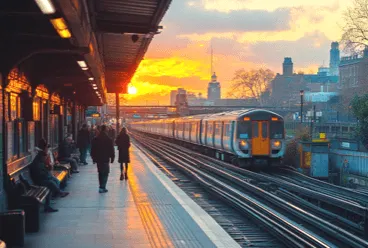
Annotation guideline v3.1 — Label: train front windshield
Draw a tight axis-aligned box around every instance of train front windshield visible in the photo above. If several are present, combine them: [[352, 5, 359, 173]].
[[237, 121, 251, 138], [270, 121, 284, 139]]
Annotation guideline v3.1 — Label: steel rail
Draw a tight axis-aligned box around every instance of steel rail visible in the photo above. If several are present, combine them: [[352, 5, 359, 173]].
[[133, 137, 333, 248], [278, 168, 368, 205], [132, 132, 368, 248]]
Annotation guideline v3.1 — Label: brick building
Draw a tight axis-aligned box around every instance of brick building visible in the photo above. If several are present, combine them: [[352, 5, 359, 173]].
[[339, 47, 368, 108], [271, 58, 339, 107]]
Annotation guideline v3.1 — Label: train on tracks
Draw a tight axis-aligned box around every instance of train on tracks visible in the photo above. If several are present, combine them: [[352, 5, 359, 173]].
[[130, 109, 285, 167]]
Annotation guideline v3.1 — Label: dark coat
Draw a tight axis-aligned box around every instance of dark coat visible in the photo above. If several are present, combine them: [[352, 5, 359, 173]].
[[91, 132, 115, 173], [77, 128, 91, 148], [116, 133, 131, 163], [29, 151, 53, 185], [58, 139, 74, 159]]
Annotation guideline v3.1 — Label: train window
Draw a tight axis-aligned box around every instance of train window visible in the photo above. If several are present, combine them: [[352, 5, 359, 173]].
[[238, 121, 251, 138], [262, 122, 268, 138], [270, 121, 284, 139], [214, 123, 220, 135], [208, 123, 212, 133], [224, 124, 229, 136]]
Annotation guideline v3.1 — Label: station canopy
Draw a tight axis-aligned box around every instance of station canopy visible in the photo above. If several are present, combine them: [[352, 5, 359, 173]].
[[89, 0, 172, 93], [0, 0, 172, 105]]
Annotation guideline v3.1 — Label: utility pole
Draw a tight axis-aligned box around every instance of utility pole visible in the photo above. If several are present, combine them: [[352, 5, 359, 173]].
[[310, 105, 316, 140], [300, 90, 304, 123]]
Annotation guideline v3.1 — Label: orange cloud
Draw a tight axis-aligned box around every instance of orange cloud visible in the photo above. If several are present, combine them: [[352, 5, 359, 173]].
[[136, 57, 209, 80]]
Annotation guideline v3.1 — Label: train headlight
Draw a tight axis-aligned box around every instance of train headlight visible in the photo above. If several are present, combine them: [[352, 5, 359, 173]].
[[272, 140, 281, 149], [239, 140, 249, 149]]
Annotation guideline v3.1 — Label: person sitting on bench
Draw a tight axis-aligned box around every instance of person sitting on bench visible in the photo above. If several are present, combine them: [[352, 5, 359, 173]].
[[30, 139, 69, 212], [58, 135, 79, 173]]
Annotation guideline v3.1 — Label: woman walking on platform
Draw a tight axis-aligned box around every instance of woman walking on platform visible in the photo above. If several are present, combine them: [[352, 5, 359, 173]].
[[116, 127, 131, 180]]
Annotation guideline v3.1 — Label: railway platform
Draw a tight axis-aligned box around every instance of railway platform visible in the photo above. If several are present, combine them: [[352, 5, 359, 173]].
[[24, 145, 239, 248]]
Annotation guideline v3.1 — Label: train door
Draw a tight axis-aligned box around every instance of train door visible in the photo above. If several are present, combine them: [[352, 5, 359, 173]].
[[251, 121, 270, 155]]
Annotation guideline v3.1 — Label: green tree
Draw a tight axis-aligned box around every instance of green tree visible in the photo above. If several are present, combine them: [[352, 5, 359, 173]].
[[351, 95, 368, 144]]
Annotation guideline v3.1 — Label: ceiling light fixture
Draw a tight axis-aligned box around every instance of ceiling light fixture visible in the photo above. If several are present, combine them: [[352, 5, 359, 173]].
[[93, 87, 98, 90], [77, 60, 87, 68], [35, 0, 56, 14], [88, 77, 94, 81], [50, 18, 71, 38], [92, 84, 97, 86]]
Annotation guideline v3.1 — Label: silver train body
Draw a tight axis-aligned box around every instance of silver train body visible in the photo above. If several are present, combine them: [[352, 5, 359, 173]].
[[130, 109, 286, 166]]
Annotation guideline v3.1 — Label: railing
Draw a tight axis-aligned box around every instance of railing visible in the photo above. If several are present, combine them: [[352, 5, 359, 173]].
[[285, 121, 358, 140]]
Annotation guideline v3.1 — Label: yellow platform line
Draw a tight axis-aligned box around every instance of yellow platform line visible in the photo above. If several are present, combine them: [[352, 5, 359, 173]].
[[128, 167, 174, 248]]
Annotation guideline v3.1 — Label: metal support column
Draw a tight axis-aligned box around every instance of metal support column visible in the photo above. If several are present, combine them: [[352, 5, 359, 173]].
[[310, 105, 316, 140], [116, 93, 120, 133], [71, 100, 77, 140], [0, 71, 6, 211]]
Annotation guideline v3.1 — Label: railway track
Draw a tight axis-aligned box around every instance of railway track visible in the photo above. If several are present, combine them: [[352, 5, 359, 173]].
[[131, 131, 368, 248], [137, 145, 284, 247]]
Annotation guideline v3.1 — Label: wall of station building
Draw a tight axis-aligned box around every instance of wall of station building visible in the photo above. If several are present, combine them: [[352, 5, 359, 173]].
[[0, 68, 86, 211]]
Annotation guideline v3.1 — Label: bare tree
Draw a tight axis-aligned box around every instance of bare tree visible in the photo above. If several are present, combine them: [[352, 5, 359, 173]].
[[341, 0, 368, 52], [228, 68, 275, 106]]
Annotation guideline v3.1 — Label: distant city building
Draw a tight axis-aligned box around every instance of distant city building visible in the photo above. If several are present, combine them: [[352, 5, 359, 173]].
[[339, 46, 368, 107], [329, 42, 340, 76], [207, 72, 221, 101], [170, 90, 177, 105], [318, 67, 329, 76], [271, 56, 339, 107], [304, 92, 338, 103], [283, 57, 293, 76], [175, 88, 189, 116]]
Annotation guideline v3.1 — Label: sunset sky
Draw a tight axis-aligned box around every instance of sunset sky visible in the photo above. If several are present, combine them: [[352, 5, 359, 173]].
[[123, 0, 352, 105]]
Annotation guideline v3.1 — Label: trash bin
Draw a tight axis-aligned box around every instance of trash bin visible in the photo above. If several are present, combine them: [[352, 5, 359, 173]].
[[0, 210, 25, 247]]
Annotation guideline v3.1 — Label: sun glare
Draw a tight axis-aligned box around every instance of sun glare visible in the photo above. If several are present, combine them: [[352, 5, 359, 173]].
[[128, 85, 137, 95]]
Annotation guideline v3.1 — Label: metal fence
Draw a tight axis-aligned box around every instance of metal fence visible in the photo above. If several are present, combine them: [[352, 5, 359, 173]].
[[329, 148, 368, 186], [285, 122, 357, 140]]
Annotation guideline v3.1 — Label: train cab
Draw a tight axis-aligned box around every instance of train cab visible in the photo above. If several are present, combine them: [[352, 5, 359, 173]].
[[235, 110, 285, 165]]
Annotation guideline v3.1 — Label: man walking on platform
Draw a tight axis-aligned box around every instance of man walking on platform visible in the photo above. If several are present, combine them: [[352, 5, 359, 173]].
[[77, 124, 91, 165], [91, 125, 115, 193]]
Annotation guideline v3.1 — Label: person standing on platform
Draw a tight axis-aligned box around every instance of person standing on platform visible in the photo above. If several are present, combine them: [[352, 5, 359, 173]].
[[115, 127, 131, 180], [91, 125, 115, 193], [77, 124, 91, 165]]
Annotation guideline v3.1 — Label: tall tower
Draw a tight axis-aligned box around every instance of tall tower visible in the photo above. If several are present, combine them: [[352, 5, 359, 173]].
[[207, 72, 221, 102], [283, 57, 293, 76], [329, 42, 340, 76]]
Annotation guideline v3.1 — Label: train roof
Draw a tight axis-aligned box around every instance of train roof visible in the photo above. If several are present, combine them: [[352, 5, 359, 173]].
[[130, 109, 283, 124], [202, 109, 283, 121]]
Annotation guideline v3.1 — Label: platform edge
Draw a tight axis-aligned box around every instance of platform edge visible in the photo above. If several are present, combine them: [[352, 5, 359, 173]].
[[133, 144, 241, 248]]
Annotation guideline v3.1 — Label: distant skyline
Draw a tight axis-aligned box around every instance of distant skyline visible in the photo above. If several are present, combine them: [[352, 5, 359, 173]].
[[124, 0, 352, 105]]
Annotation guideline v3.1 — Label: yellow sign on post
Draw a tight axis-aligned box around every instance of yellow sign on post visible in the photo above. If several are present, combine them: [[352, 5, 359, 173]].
[[302, 151, 311, 168], [320, 132, 326, 139]]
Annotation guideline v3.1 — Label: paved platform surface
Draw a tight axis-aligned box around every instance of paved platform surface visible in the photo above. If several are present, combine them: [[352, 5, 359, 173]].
[[24, 145, 239, 248]]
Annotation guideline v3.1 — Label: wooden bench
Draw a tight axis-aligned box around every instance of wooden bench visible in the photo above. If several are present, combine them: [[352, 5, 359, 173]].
[[50, 151, 71, 186], [7, 167, 50, 233]]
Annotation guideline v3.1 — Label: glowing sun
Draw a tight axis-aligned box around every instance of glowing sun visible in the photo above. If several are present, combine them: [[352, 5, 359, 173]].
[[128, 85, 137, 95]]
